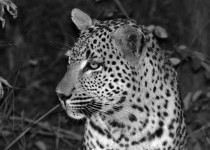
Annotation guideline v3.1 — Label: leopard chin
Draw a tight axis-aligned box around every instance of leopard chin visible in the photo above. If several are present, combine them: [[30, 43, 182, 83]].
[[66, 109, 85, 120]]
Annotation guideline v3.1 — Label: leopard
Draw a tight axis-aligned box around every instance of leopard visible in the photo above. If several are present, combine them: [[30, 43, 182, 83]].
[[56, 8, 187, 150]]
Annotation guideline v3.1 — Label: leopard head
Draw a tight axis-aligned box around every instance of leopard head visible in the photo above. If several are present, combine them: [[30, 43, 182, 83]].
[[56, 8, 146, 120]]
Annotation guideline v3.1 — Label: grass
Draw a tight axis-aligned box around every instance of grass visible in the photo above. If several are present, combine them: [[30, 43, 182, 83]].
[[0, 93, 82, 150]]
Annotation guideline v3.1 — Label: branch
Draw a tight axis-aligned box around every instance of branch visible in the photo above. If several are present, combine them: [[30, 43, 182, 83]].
[[0, 0, 17, 28]]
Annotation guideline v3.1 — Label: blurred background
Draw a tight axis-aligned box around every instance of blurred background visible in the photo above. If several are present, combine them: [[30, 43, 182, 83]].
[[1, 0, 210, 150]]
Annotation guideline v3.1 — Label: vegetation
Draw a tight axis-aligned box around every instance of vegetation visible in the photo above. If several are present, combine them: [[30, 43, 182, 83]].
[[0, 0, 210, 150]]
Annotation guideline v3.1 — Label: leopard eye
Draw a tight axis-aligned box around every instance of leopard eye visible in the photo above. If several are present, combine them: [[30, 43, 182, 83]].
[[89, 62, 101, 70], [87, 61, 102, 70]]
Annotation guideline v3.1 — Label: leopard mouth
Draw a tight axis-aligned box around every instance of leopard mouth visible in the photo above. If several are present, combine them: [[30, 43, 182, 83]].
[[66, 109, 85, 120], [60, 97, 102, 119]]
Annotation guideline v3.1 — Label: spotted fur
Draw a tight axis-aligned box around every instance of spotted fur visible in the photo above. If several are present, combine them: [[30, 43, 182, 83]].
[[56, 8, 187, 150]]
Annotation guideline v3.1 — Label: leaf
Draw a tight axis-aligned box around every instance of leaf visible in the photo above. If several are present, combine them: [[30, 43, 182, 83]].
[[0, 76, 12, 100], [28, 59, 38, 66], [176, 45, 189, 59], [154, 26, 168, 39], [169, 57, 181, 66], [1, 130, 12, 136], [191, 58, 202, 71], [183, 92, 192, 110], [106, 12, 114, 18], [177, 45, 187, 50], [146, 25, 168, 39], [35, 141, 47, 150], [146, 25, 155, 33], [193, 51, 206, 62], [205, 70, 210, 80], [0, 0, 17, 28], [201, 61, 210, 72], [192, 90, 202, 101], [0, 76, 12, 88], [207, 91, 210, 98]]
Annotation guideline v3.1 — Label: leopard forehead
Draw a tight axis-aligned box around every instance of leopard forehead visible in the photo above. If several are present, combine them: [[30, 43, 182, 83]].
[[67, 19, 144, 63]]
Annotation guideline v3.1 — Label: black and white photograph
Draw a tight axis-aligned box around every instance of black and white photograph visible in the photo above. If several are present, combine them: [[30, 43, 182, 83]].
[[1, 0, 210, 150]]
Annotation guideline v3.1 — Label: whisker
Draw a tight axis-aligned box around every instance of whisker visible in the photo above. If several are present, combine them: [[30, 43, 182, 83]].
[[53, 41, 73, 49], [60, 33, 76, 43]]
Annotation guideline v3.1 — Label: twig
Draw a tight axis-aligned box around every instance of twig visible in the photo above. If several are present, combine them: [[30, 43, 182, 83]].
[[4, 104, 60, 150], [189, 19, 210, 49], [55, 114, 61, 150], [113, 0, 130, 19]]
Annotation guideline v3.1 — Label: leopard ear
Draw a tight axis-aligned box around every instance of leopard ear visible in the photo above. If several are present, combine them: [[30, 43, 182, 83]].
[[71, 8, 93, 30], [112, 25, 144, 65]]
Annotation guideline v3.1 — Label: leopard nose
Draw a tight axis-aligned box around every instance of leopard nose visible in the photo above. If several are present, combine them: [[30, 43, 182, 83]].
[[57, 93, 72, 102]]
